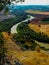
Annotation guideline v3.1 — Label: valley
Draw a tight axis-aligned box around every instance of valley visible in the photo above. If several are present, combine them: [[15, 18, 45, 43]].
[[0, 5, 49, 65]]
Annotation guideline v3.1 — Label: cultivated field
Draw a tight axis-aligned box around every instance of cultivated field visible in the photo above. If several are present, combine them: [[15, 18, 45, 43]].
[[25, 10, 49, 15]]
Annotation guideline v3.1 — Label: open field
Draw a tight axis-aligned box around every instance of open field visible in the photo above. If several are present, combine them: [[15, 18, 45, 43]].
[[2, 32, 49, 65], [35, 40, 49, 49], [26, 10, 49, 15], [2, 32, 23, 64], [15, 51, 49, 65], [28, 23, 49, 36]]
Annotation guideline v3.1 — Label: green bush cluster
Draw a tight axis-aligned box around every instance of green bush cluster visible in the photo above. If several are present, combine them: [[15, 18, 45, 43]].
[[0, 15, 27, 32], [17, 22, 49, 43], [12, 22, 49, 50]]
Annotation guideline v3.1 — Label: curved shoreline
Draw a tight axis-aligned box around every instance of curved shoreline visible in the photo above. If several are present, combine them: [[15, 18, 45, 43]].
[[11, 15, 35, 33]]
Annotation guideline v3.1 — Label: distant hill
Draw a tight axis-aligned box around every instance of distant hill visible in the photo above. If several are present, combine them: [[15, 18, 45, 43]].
[[8, 5, 49, 12]]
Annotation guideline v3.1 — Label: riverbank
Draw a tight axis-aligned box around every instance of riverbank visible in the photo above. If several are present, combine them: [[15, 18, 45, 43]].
[[11, 15, 35, 33]]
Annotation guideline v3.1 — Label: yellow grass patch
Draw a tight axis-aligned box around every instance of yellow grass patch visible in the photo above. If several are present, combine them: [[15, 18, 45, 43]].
[[28, 23, 49, 36], [2, 32, 49, 65], [15, 51, 49, 65]]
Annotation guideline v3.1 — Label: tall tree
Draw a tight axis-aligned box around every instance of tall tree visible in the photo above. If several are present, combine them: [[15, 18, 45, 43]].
[[0, 0, 25, 11], [0, 0, 10, 11]]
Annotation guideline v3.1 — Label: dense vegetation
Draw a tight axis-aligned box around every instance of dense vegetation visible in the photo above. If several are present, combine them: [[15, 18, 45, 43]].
[[0, 0, 25, 11], [41, 17, 49, 23], [13, 33, 37, 50], [0, 32, 7, 65], [0, 15, 27, 32], [17, 22, 49, 43], [13, 22, 49, 50], [0, 0, 10, 11], [42, 18, 49, 21]]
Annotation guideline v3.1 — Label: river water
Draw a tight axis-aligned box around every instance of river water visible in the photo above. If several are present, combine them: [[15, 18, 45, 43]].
[[11, 15, 35, 33]]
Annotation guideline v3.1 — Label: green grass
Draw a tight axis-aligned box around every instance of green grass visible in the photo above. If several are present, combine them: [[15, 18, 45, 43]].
[[35, 40, 49, 50], [41, 21, 49, 24], [31, 10, 42, 12]]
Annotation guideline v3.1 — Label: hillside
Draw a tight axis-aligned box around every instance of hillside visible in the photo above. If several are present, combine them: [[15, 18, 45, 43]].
[[2, 32, 49, 65], [2, 32, 22, 64], [28, 23, 49, 36], [16, 51, 49, 65]]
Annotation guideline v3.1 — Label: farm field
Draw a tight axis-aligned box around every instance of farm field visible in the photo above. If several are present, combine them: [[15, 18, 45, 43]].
[[26, 10, 49, 15]]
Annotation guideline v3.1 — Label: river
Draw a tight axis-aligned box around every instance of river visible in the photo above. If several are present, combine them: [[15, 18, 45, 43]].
[[11, 15, 35, 33]]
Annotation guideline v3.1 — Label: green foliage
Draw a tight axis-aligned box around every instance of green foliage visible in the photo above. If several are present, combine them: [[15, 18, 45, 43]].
[[0, 15, 27, 32], [0, 32, 7, 65], [42, 18, 49, 21], [12, 22, 49, 50], [13, 22, 49, 50], [17, 22, 49, 43], [17, 22, 30, 35], [13, 33, 37, 50], [12, 22, 38, 50], [0, 0, 25, 11], [0, 0, 10, 11], [41, 18, 49, 24], [4, 6, 9, 15]]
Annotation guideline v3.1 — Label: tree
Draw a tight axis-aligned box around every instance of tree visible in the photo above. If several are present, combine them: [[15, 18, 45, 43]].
[[0, 0, 10, 11], [0, 0, 25, 11]]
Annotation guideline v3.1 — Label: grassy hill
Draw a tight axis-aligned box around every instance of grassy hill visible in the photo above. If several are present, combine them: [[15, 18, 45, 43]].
[[28, 23, 49, 36], [2, 32, 49, 65], [15, 51, 49, 65]]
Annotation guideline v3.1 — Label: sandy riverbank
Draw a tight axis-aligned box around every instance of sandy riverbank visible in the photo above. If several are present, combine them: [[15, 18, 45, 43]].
[[11, 15, 35, 33]]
